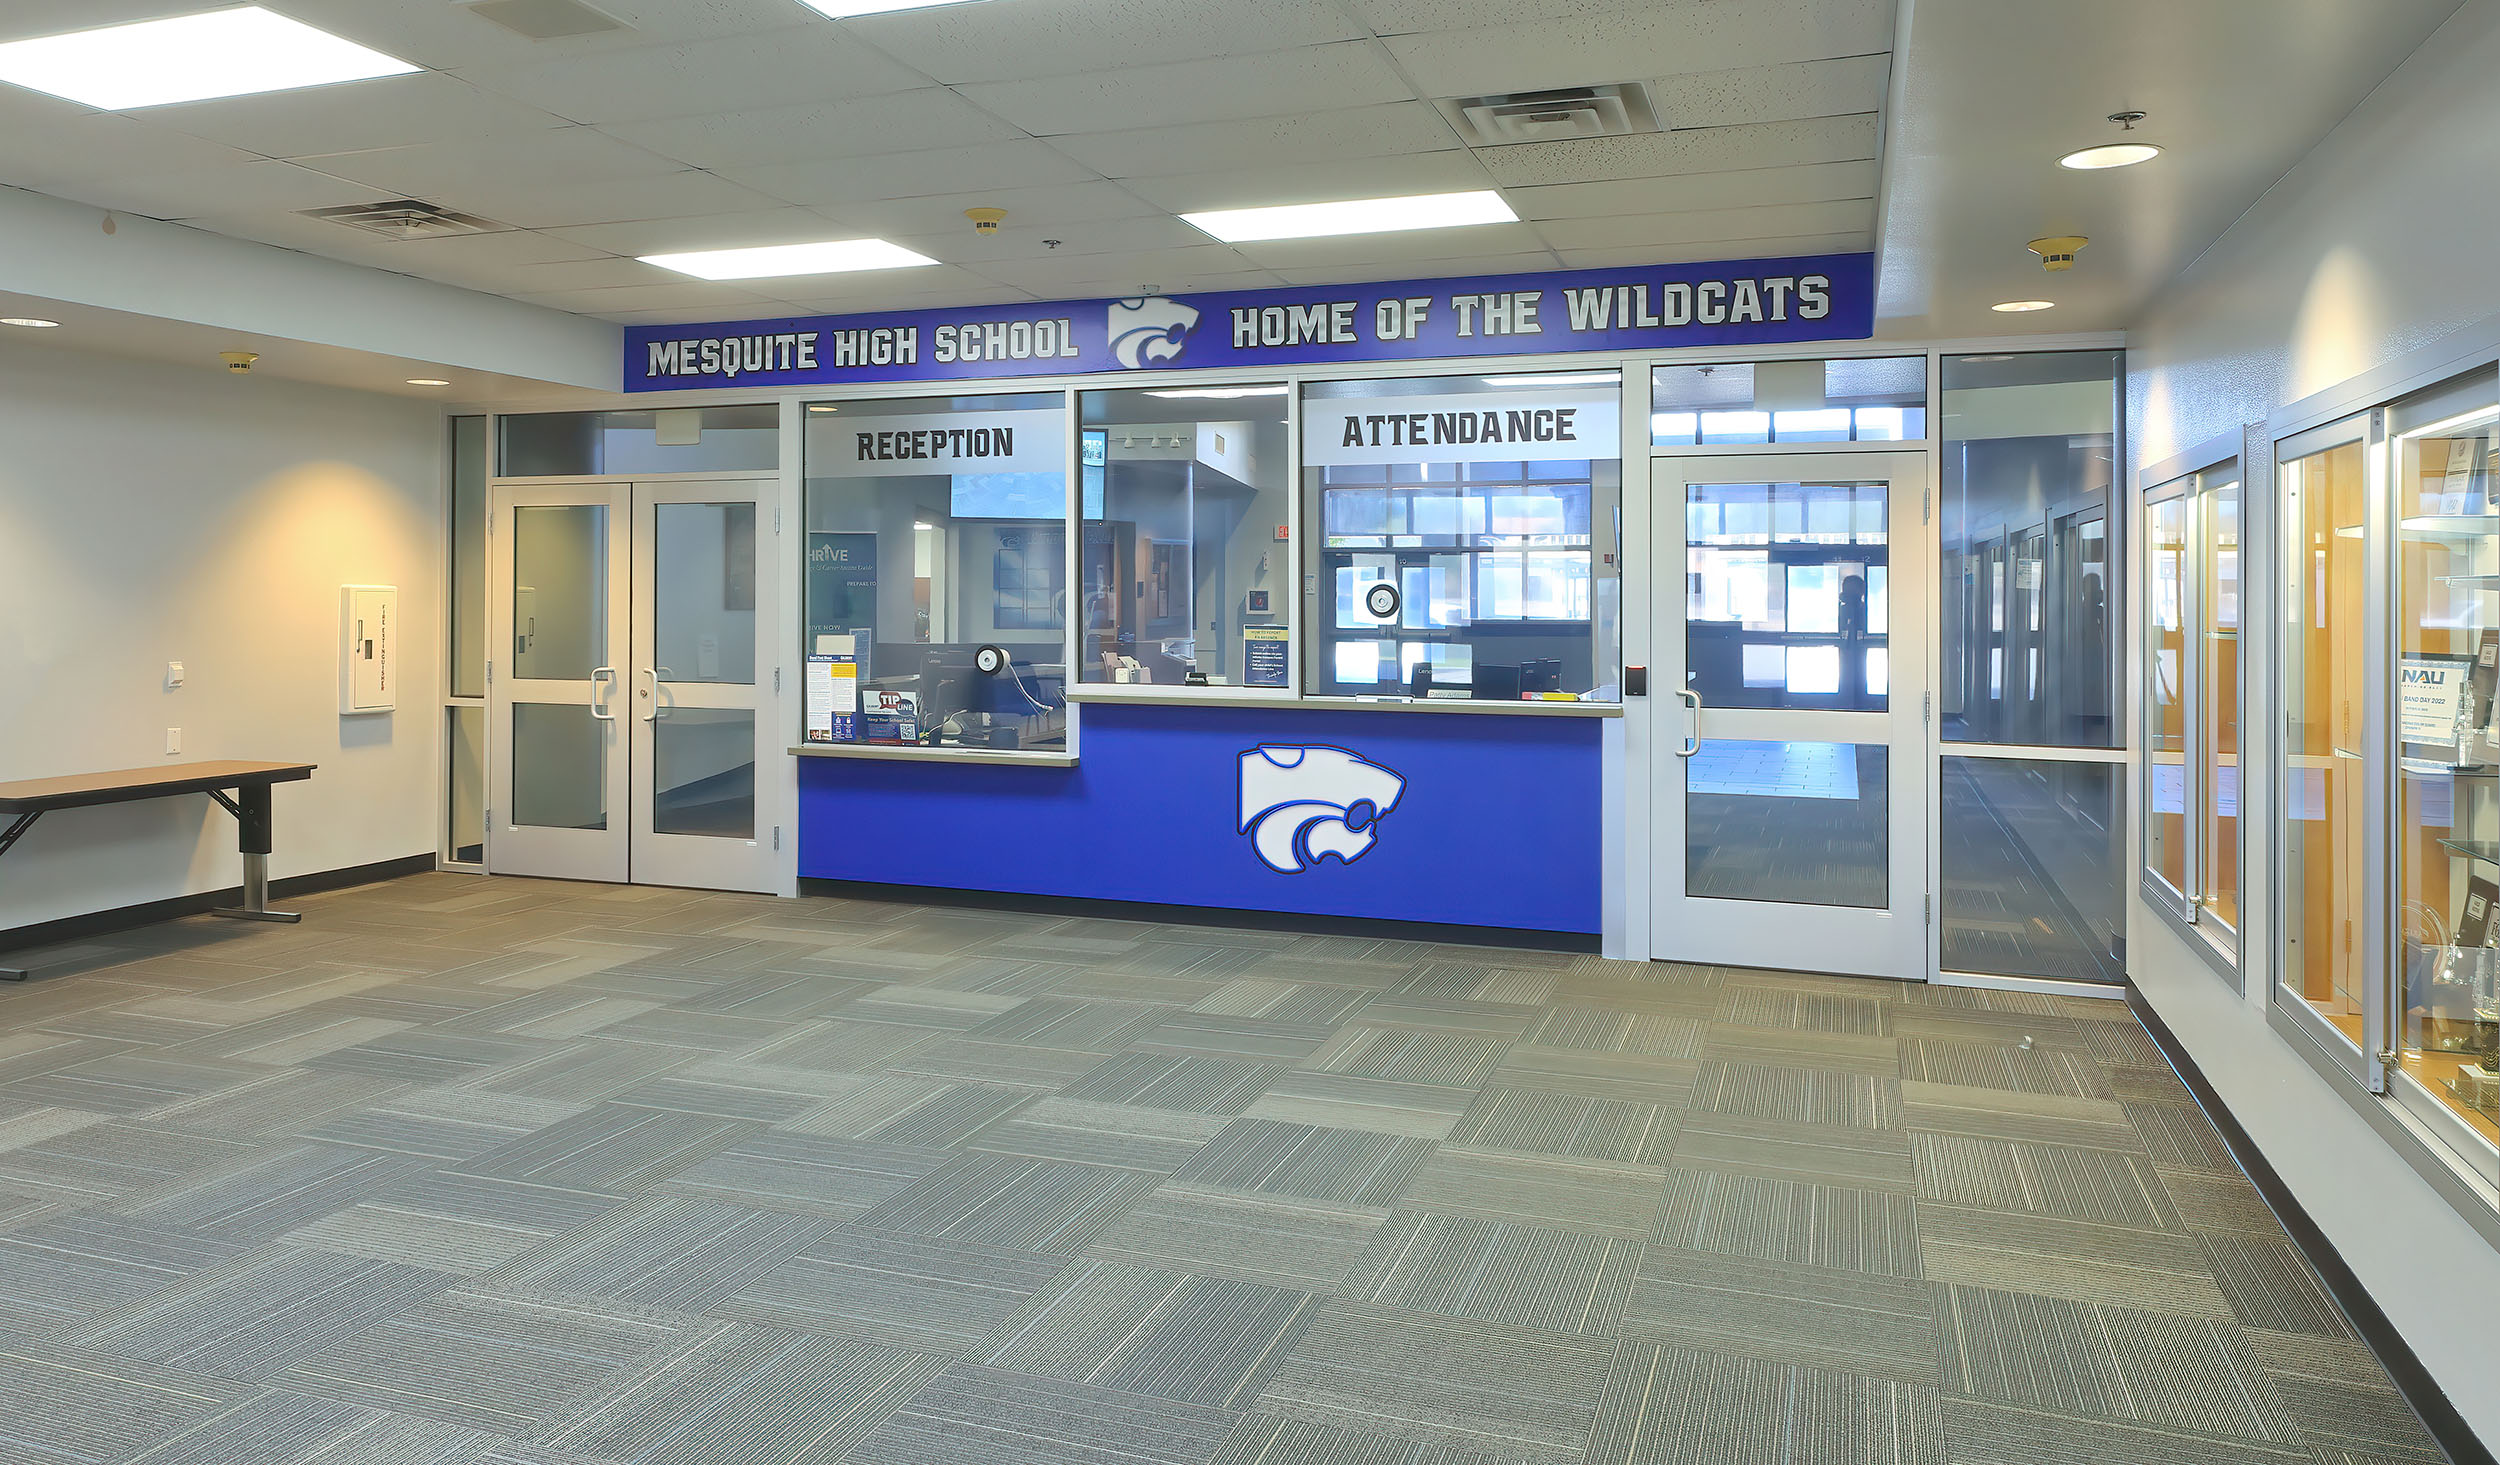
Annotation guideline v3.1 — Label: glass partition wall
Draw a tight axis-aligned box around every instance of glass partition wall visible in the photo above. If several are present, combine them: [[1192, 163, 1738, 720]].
[[2277, 366, 2500, 1184], [2143, 461, 2242, 970]]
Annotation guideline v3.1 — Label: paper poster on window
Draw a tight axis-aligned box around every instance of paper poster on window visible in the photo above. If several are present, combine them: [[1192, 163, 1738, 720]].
[[1243, 625, 1289, 687], [2398, 655, 2472, 746], [805, 650, 858, 743]]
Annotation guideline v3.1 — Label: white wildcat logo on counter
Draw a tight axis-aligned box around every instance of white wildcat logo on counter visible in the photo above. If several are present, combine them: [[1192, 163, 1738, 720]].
[[1107, 296, 1199, 369], [1238, 745, 1406, 874]]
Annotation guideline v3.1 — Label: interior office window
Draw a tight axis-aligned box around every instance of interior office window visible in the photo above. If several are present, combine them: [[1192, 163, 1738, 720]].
[[1940, 757, 2124, 983], [1652, 356, 1927, 446], [450, 416, 488, 699], [1302, 372, 1621, 701], [499, 405, 777, 477], [802, 392, 1068, 753], [1687, 481, 1889, 709], [2390, 370, 2500, 1149], [1078, 385, 1290, 687], [2280, 417, 2370, 1054], [1940, 351, 2123, 747], [2142, 462, 2242, 966]]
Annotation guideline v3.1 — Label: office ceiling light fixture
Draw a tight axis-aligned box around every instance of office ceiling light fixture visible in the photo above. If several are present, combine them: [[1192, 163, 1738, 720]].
[[405, 378, 451, 386], [0, 316, 61, 328], [0, 7, 419, 111], [2061, 109, 2160, 170], [1991, 300, 2057, 313], [639, 238, 938, 280], [1182, 190, 1516, 243]]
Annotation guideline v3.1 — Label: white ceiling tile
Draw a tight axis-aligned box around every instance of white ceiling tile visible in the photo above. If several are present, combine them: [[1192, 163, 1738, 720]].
[[44, 160, 385, 221], [955, 41, 1413, 137], [1116, 151, 1502, 214], [844, 0, 1367, 85], [601, 89, 1018, 172], [0, 88, 264, 192], [1265, 250, 1563, 286], [268, 0, 830, 71], [1530, 198, 1875, 251], [1049, 103, 1462, 180], [452, 25, 930, 126], [1383, 0, 1896, 96], [1509, 160, 1878, 219], [138, 73, 575, 160], [544, 207, 866, 255], [1476, 114, 1879, 188], [371, 227, 611, 270], [291, 125, 685, 197], [771, 280, 1039, 313], [490, 256, 684, 293], [1651, 55, 1893, 130], [512, 281, 780, 313], [415, 168, 791, 231], [1554, 232, 1871, 270], [1343, 0, 1695, 33], [607, 305, 828, 325], [724, 139, 1103, 208], [1223, 222, 1555, 271], [894, 213, 1211, 265], [812, 181, 1164, 238], [968, 246, 1265, 292]]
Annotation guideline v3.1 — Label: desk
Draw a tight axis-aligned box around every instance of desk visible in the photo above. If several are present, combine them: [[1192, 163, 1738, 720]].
[[0, 760, 317, 981]]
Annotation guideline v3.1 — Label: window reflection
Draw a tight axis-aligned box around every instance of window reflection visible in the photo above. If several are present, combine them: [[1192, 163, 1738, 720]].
[[1686, 481, 1888, 710]]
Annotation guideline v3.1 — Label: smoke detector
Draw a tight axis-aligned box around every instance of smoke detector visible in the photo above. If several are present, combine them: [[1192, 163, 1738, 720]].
[[220, 351, 258, 375], [299, 200, 504, 239], [2029, 235, 2089, 271], [1441, 84, 1659, 146], [965, 207, 1007, 235]]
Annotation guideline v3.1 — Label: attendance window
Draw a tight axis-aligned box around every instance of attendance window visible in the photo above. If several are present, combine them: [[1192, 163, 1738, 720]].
[[1302, 372, 1622, 702], [801, 392, 1070, 754]]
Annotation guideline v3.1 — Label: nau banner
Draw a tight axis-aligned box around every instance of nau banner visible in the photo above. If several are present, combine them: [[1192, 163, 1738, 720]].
[[625, 251, 1872, 392]]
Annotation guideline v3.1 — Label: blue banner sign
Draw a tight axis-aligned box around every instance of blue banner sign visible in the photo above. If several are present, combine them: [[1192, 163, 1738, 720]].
[[625, 252, 1872, 392]]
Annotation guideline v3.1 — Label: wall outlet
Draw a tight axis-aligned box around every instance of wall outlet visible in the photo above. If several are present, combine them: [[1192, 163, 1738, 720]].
[[164, 660, 184, 689], [165, 728, 181, 755]]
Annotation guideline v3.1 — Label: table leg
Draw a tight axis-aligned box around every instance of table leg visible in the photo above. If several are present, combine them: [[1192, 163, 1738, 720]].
[[0, 811, 40, 977], [210, 782, 300, 924]]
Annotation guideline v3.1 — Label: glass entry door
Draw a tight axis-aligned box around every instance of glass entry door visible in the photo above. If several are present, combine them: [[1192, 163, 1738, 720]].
[[1650, 452, 1932, 978], [488, 479, 779, 893]]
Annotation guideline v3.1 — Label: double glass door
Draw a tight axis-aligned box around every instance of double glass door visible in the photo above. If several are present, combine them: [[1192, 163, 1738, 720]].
[[488, 479, 779, 893], [1650, 451, 1933, 978]]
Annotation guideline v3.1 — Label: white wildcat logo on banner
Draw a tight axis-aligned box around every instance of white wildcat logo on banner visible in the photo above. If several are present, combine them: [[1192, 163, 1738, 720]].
[[1108, 297, 1199, 369], [1238, 745, 1406, 873]]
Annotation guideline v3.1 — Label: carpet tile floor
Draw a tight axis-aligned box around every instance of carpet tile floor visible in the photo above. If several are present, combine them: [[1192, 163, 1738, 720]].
[[0, 873, 2450, 1465]]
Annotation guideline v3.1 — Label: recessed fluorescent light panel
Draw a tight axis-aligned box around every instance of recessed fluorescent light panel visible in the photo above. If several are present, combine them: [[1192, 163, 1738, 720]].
[[1182, 190, 1517, 244], [798, 0, 997, 16], [0, 7, 418, 111], [638, 239, 938, 281]]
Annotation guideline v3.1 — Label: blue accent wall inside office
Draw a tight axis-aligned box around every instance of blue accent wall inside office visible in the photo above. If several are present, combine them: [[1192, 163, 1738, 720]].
[[797, 703, 1602, 935]]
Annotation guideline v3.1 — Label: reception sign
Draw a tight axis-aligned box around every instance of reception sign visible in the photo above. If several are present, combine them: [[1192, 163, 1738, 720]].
[[625, 252, 1873, 392]]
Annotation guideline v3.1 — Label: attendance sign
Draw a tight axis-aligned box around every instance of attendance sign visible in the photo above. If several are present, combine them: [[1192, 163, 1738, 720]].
[[623, 252, 1873, 392]]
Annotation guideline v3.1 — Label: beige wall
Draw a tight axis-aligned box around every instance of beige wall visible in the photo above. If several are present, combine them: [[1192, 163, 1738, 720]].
[[0, 337, 444, 931]]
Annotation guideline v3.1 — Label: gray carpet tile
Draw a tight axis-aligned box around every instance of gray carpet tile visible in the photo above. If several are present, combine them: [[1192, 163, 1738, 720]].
[[0, 876, 2434, 1465], [1171, 1120, 1433, 1207], [1625, 1246, 1940, 1384], [853, 1151, 1162, 1253], [1656, 1167, 1923, 1277], [271, 1288, 690, 1436], [480, 1195, 828, 1310], [73, 1247, 454, 1382], [1588, 1341, 1941, 1465], [1444, 1085, 1679, 1166], [1259, 1301, 1615, 1463], [710, 1226, 1067, 1354], [1340, 1210, 1639, 1336], [1398, 1146, 1666, 1238], [535, 1325, 946, 1464], [983, 1260, 1319, 1408], [1061, 1053, 1283, 1116], [842, 1361, 1242, 1465], [1082, 1184, 1392, 1291], [0, 1337, 254, 1465]]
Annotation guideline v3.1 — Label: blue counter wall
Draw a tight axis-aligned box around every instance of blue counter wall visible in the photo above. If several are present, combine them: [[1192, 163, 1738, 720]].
[[797, 703, 1602, 936]]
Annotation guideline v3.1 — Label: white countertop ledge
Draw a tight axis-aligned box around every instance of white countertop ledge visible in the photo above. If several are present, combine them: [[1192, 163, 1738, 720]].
[[1063, 688, 1622, 717]]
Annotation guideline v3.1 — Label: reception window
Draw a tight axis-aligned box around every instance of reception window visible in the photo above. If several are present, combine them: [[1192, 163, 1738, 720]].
[[2143, 459, 2241, 969], [801, 392, 1069, 754], [1302, 372, 1621, 701], [1651, 355, 1927, 446], [1078, 385, 1292, 688]]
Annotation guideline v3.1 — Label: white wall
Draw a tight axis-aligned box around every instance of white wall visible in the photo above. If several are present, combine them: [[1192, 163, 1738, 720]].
[[2126, 0, 2500, 1448], [0, 337, 444, 932]]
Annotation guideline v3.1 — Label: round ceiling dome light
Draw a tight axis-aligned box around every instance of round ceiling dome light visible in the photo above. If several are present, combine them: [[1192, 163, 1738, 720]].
[[405, 377, 450, 386], [1991, 300, 2057, 313], [0, 316, 62, 328], [2060, 142, 2162, 170]]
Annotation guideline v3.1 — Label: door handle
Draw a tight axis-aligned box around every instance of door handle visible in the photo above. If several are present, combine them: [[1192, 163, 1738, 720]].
[[640, 668, 673, 720], [1675, 688, 1703, 758], [589, 666, 616, 722]]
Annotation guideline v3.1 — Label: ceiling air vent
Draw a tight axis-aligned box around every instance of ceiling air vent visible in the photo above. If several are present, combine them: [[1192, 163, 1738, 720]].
[[464, 0, 629, 40], [298, 200, 506, 239], [1442, 84, 1660, 146]]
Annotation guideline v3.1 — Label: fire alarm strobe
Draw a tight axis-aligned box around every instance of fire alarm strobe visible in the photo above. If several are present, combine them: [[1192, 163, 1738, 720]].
[[1364, 582, 1402, 620], [973, 644, 1009, 675]]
